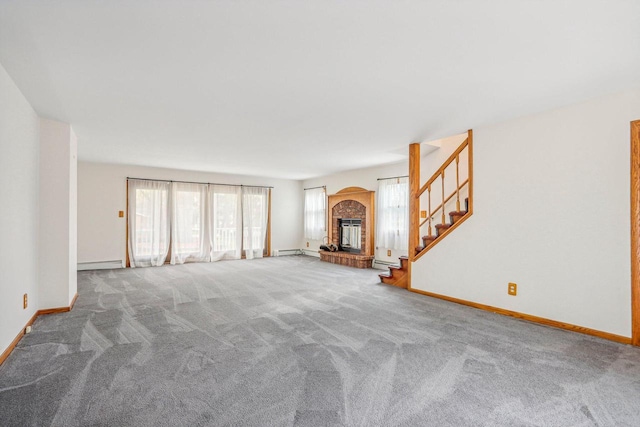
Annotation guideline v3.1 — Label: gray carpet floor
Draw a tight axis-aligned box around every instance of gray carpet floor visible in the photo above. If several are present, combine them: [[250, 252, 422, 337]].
[[1, 255, 640, 426]]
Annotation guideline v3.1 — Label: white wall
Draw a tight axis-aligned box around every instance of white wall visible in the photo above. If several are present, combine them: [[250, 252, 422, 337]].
[[412, 89, 640, 337], [0, 62, 40, 354], [301, 134, 467, 263], [39, 119, 77, 309], [77, 162, 303, 265]]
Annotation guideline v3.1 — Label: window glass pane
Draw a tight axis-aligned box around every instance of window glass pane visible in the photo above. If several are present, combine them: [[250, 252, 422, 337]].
[[376, 178, 409, 251], [171, 182, 208, 264], [128, 180, 170, 267], [304, 187, 326, 240], [213, 192, 239, 252]]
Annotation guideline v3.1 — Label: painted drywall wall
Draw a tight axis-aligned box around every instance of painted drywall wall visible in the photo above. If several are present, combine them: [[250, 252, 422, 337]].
[[77, 162, 303, 265], [39, 119, 77, 309], [0, 62, 40, 354], [301, 133, 467, 263], [412, 89, 640, 337]]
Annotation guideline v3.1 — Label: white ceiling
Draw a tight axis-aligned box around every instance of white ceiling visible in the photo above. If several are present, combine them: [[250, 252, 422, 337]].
[[1, 1, 639, 180]]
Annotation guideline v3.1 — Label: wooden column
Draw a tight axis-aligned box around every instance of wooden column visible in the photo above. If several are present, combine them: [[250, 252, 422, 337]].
[[409, 143, 421, 261], [467, 129, 474, 214], [631, 120, 640, 346]]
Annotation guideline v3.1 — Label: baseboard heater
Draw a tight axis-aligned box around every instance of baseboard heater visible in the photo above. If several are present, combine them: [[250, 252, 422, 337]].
[[301, 249, 320, 258], [77, 260, 124, 271], [272, 249, 303, 257], [373, 259, 396, 270]]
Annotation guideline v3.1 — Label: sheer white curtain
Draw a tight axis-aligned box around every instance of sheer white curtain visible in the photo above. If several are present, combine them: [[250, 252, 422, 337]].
[[128, 179, 171, 267], [171, 182, 209, 264], [376, 177, 409, 251], [209, 185, 242, 261], [242, 187, 269, 259], [304, 187, 326, 240]]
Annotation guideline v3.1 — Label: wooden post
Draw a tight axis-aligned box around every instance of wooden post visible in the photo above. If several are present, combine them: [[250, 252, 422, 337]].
[[427, 184, 432, 237], [455, 155, 461, 211], [125, 179, 130, 268], [409, 143, 421, 261], [631, 120, 640, 346], [441, 171, 446, 225], [467, 129, 474, 214]]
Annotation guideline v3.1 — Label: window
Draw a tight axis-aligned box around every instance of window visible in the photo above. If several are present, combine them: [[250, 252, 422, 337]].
[[171, 182, 209, 264], [242, 187, 269, 259], [127, 179, 271, 267], [128, 179, 170, 267], [376, 177, 408, 251], [304, 187, 326, 240], [210, 185, 242, 261]]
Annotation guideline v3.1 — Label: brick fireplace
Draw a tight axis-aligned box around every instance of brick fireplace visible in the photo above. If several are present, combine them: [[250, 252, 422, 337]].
[[320, 187, 375, 268]]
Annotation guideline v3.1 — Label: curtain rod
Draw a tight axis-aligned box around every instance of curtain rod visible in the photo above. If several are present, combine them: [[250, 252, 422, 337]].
[[126, 177, 273, 189], [304, 185, 326, 191], [377, 175, 409, 181]]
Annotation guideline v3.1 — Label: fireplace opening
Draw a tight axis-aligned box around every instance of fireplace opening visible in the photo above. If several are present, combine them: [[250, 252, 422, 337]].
[[338, 218, 362, 253]]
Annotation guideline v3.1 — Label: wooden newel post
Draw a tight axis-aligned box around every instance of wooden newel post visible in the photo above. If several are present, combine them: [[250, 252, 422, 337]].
[[427, 184, 432, 237], [409, 143, 421, 261], [455, 155, 461, 211], [440, 171, 446, 225]]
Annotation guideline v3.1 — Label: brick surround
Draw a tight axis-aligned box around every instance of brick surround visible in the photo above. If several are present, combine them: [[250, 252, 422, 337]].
[[331, 200, 366, 249]]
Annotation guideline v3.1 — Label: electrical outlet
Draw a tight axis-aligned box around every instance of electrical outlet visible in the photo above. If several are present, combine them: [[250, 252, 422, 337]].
[[508, 282, 517, 296], [306, 242, 309, 247], [387, 249, 392, 257], [420, 210, 427, 218], [118, 210, 124, 217], [23, 293, 28, 309]]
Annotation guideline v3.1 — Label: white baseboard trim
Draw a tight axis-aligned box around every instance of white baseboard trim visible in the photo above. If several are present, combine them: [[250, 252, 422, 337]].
[[77, 260, 124, 271], [272, 249, 303, 256]]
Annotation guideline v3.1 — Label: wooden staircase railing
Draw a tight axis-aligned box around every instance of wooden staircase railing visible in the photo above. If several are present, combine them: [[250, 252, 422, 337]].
[[410, 130, 473, 262], [379, 130, 473, 289]]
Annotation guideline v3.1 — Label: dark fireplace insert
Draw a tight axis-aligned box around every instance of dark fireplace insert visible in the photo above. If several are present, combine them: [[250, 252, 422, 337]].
[[338, 218, 362, 253]]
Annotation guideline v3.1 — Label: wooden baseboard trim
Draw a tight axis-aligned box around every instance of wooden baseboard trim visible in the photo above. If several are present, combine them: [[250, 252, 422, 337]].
[[69, 292, 78, 310], [0, 312, 38, 366], [409, 288, 632, 345], [0, 293, 79, 366], [36, 293, 78, 316]]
